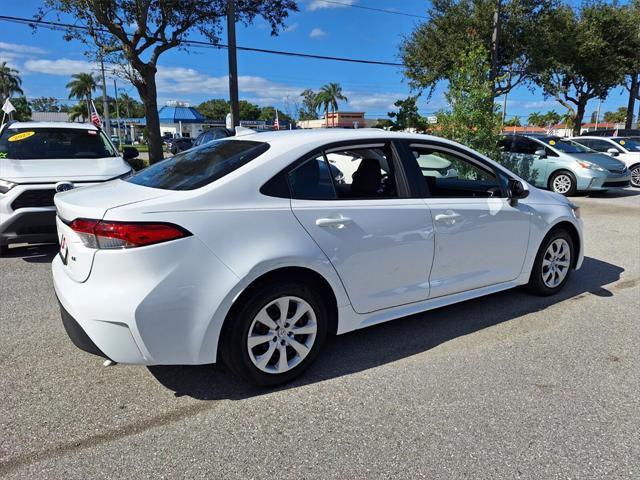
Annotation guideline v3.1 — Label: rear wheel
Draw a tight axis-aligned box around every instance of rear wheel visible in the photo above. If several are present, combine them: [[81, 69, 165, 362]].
[[549, 171, 577, 196], [221, 282, 328, 387], [630, 164, 640, 188], [527, 229, 574, 296]]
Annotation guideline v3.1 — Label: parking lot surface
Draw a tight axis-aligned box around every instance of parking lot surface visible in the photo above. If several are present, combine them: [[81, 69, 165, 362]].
[[1, 190, 639, 479]]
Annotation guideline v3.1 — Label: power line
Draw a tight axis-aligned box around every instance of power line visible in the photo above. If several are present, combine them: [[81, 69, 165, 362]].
[[313, 0, 428, 19], [0, 15, 404, 67]]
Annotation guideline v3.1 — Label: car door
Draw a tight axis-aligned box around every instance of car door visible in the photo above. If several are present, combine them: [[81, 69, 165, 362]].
[[401, 141, 531, 299], [289, 142, 435, 314], [510, 136, 549, 187]]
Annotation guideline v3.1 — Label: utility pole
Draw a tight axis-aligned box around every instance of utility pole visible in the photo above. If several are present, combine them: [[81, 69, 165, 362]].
[[227, 0, 240, 127], [595, 98, 601, 131], [113, 79, 122, 147], [100, 57, 111, 136], [501, 91, 508, 128], [489, 0, 501, 97]]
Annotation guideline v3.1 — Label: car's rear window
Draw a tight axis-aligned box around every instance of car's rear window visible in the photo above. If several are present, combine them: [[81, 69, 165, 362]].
[[128, 139, 269, 190], [0, 127, 117, 160]]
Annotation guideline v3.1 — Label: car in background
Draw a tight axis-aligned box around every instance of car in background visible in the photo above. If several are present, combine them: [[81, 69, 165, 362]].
[[570, 136, 640, 187], [169, 137, 194, 155], [580, 128, 640, 138], [0, 121, 135, 255], [193, 127, 233, 147], [52, 129, 583, 386], [499, 134, 630, 195]]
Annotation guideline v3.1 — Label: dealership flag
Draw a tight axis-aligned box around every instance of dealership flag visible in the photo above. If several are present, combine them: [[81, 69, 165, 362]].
[[90, 100, 102, 128], [2, 98, 15, 114]]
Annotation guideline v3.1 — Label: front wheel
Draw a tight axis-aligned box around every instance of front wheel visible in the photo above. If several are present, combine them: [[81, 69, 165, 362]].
[[527, 229, 574, 296], [549, 171, 577, 196], [220, 282, 328, 387], [630, 164, 640, 188]]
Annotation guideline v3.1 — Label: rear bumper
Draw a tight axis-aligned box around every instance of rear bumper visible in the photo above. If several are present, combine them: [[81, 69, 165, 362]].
[[58, 300, 110, 360]]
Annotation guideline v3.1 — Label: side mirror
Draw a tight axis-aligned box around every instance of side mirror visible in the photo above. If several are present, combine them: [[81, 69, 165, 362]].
[[122, 146, 139, 161], [606, 148, 619, 156], [534, 149, 547, 158], [508, 178, 529, 206]]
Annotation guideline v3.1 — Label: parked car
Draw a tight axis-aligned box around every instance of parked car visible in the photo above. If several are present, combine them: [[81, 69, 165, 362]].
[[53, 129, 583, 386], [580, 128, 640, 137], [499, 134, 630, 195], [169, 137, 194, 155], [0, 121, 135, 255], [570, 136, 640, 187], [193, 127, 233, 147]]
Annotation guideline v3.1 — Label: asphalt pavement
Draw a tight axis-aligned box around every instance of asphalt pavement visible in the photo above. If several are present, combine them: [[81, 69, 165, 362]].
[[1, 189, 638, 479]]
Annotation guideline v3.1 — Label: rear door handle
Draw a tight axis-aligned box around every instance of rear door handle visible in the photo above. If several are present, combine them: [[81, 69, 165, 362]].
[[434, 212, 461, 224], [316, 216, 353, 228]]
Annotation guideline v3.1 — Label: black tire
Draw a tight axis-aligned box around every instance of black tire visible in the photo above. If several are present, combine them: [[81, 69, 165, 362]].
[[527, 228, 574, 296], [549, 170, 577, 196], [220, 281, 328, 387], [630, 164, 640, 188]]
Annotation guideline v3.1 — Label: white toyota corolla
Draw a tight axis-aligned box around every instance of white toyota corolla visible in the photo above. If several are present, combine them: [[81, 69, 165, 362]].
[[52, 129, 583, 386]]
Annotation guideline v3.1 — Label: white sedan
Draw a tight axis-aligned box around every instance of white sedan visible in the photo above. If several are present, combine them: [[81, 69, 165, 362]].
[[52, 129, 583, 386]]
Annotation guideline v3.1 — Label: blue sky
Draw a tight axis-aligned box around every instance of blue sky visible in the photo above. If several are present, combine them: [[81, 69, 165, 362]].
[[0, 0, 631, 122]]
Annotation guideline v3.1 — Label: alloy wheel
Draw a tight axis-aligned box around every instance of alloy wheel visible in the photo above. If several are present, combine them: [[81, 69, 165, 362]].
[[542, 238, 571, 288], [247, 296, 317, 374], [631, 166, 640, 188], [552, 174, 572, 194]]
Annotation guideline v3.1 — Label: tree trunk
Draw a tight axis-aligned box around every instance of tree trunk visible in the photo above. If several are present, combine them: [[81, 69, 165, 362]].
[[626, 72, 638, 129], [137, 70, 163, 164], [573, 99, 587, 136]]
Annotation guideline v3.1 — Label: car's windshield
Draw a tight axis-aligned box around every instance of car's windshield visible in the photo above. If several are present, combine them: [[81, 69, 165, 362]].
[[0, 127, 118, 160], [128, 139, 269, 190], [613, 138, 640, 152], [537, 137, 592, 154]]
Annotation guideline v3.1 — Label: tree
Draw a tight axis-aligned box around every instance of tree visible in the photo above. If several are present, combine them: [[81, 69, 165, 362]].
[[624, 0, 640, 128], [532, 2, 637, 135], [68, 102, 88, 122], [401, 0, 554, 99], [259, 106, 293, 124], [298, 89, 318, 121], [40, 1, 297, 164], [66, 72, 97, 116], [197, 99, 230, 120], [387, 96, 426, 132], [30, 97, 61, 112], [527, 111, 544, 126], [0, 61, 24, 101], [603, 107, 627, 124], [239, 100, 261, 121], [436, 46, 502, 158], [118, 92, 145, 118], [504, 116, 521, 127], [314, 83, 347, 127], [10, 97, 32, 121]]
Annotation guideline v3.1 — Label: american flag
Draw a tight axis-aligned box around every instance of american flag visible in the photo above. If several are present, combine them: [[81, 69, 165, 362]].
[[90, 100, 102, 128], [274, 109, 280, 130]]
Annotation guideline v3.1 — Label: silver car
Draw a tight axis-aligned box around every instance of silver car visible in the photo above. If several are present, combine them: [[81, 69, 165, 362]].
[[499, 134, 631, 195]]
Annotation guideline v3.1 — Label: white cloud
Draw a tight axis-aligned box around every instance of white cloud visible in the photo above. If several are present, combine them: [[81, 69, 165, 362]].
[[0, 42, 47, 55], [308, 0, 355, 11], [309, 27, 327, 38], [24, 58, 96, 76], [346, 92, 403, 111], [284, 22, 299, 32]]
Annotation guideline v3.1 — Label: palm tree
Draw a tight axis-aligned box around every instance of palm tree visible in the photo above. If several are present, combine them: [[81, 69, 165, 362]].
[[0, 61, 23, 101], [66, 72, 97, 119], [314, 83, 348, 127], [68, 103, 89, 122]]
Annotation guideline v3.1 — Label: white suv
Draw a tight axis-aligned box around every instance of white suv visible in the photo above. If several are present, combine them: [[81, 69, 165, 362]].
[[0, 122, 134, 254], [571, 136, 640, 187]]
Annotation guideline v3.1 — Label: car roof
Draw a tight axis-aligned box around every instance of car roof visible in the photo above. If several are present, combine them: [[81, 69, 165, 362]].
[[4, 121, 99, 131]]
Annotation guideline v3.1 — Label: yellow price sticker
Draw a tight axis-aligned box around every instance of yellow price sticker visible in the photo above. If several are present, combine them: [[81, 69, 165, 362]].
[[8, 131, 35, 142], [549, 140, 556, 145], [619, 140, 625, 145]]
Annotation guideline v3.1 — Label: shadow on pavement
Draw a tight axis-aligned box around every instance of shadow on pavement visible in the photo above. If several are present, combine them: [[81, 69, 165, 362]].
[[149, 256, 624, 400], [2, 243, 58, 263], [585, 188, 640, 198]]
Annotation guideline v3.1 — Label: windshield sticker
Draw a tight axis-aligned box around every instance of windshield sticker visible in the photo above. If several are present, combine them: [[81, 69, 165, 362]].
[[0, 152, 7, 159], [618, 140, 625, 145], [549, 140, 556, 145], [8, 131, 35, 142]]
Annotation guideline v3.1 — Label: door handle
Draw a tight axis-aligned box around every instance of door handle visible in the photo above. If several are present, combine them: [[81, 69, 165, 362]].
[[434, 212, 461, 224], [315, 216, 353, 228]]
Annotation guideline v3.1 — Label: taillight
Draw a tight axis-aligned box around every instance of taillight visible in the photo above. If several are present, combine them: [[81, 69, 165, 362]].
[[69, 219, 190, 249]]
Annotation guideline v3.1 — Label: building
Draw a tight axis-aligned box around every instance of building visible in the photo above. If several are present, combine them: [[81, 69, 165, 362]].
[[298, 111, 378, 129]]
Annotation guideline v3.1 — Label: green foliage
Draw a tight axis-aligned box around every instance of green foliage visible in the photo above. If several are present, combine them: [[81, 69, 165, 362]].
[[386, 96, 427, 131], [197, 99, 230, 120], [259, 106, 293, 124], [298, 89, 318, 121], [531, 1, 640, 135], [436, 47, 502, 159], [0, 62, 23, 100], [401, 0, 555, 98], [504, 117, 521, 127], [603, 107, 627, 124], [68, 102, 88, 121], [9, 97, 32, 121], [314, 83, 347, 126], [66, 72, 96, 103], [527, 110, 561, 127], [30, 97, 61, 112], [118, 93, 145, 118]]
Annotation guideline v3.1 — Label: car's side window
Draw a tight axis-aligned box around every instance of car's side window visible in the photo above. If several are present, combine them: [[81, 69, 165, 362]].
[[288, 155, 337, 200], [408, 145, 502, 198], [325, 145, 397, 199], [511, 137, 538, 155], [589, 139, 620, 152]]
